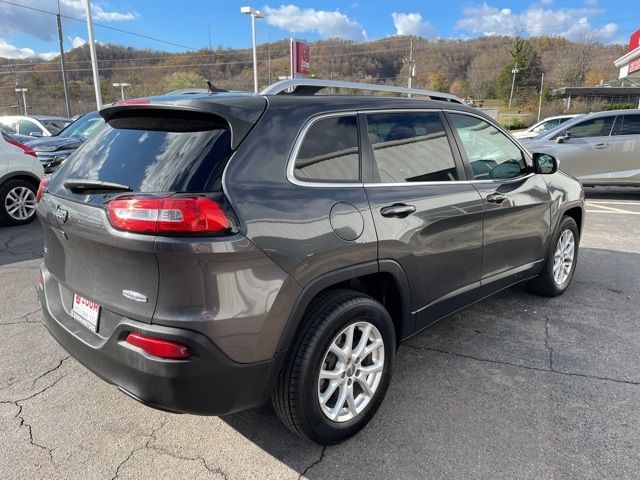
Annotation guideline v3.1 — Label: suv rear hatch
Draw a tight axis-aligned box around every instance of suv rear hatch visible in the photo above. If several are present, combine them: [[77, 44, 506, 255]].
[[38, 95, 265, 329]]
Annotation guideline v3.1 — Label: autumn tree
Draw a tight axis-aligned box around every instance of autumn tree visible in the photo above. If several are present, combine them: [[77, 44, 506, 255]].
[[496, 36, 544, 104]]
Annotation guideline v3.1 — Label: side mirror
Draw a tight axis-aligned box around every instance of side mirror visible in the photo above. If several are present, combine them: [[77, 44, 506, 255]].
[[532, 152, 558, 175], [555, 131, 570, 143]]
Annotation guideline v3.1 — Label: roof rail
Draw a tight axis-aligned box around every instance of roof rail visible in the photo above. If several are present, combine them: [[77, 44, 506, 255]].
[[260, 78, 463, 104]]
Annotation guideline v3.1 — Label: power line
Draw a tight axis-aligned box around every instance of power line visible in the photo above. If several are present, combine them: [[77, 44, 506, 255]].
[[0, 0, 199, 51]]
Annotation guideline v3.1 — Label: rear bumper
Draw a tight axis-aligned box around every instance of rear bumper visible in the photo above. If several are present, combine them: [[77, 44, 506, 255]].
[[39, 273, 285, 416]]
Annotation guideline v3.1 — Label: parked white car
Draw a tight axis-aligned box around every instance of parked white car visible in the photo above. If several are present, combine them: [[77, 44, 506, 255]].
[[0, 115, 72, 137], [0, 133, 44, 225], [512, 114, 580, 139]]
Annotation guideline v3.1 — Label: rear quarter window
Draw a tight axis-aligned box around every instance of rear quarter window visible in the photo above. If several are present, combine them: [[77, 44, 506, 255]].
[[48, 113, 233, 201]]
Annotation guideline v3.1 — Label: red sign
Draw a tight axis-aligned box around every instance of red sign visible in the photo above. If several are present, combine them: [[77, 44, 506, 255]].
[[629, 29, 640, 52], [630, 58, 640, 75], [290, 39, 310, 78]]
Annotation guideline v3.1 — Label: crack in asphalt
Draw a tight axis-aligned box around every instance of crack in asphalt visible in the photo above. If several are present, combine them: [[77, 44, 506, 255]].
[[403, 343, 640, 386], [111, 420, 228, 479], [0, 234, 16, 252], [1, 372, 69, 465], [544, 315, 555, 372], [2, 307, 43, 325], [298, 445, 327, 480], [30, 356, 71, 389]]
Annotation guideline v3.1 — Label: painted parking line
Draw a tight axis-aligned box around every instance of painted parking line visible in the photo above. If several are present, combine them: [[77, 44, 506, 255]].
[[586, 210, 640, 215], [585, 200, 640, 215]]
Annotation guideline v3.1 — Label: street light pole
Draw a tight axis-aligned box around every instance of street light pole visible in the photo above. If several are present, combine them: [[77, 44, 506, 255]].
[[113, 82, 131, 101], [84, 0, 102, 109], [241, 6, 264, 93], [15, 88, 28, 115], [508, 64, 520, 109], [56, 0, 72, 117], [537, 72, 544, 122]]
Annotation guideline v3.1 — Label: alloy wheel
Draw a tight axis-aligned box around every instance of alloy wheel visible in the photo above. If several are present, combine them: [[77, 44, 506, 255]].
[[5, 186, 36, 221], [553, 229, 575, 285], [317, 321, 385, 423]]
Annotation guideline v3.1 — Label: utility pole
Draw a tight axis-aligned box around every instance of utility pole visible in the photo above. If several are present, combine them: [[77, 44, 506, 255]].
[[113, 82, 131, 101], [84, 0, 102, 109], [57, 0, 72, 117], [15, 88, 28, 115], [406, 39, 416, 98], [11, 68, 21, 112], [537, 72, 544, 122], [508, 64, 520, 109]]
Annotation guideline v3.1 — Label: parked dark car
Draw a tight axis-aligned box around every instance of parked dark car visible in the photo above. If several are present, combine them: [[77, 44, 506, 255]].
[[17, 112, 104, 173], [36, 79, 585, 444]]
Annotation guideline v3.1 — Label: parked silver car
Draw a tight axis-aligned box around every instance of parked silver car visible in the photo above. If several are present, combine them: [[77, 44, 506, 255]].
[[512, 114, 580, 140], [521, 109, 640, 186]]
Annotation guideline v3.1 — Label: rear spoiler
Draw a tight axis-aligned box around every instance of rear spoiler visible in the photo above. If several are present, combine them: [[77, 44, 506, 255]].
[[100, 96, 266, 150]]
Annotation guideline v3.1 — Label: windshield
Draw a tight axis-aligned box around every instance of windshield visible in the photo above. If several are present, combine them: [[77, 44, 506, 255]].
[[41, 119, 71, 135], [57, 112, 105, 140]]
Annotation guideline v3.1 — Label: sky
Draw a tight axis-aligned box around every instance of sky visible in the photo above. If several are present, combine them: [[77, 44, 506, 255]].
[[0, 0, 637, 60]]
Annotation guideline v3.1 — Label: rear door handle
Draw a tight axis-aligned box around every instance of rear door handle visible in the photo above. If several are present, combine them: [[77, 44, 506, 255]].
[[486, 193, 507, 204], [593, 143, 610, 150], [380, 204, 416, 218]]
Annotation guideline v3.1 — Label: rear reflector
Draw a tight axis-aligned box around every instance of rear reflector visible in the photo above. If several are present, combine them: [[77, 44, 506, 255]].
[[4, 135, 37, 157], [125, 333, 191, 360], [107, 196, 229, 234], [36, 176, 50, 202]]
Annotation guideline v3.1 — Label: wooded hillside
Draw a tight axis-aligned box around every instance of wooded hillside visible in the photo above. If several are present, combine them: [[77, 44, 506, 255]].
[[0, 35, 626, 116]]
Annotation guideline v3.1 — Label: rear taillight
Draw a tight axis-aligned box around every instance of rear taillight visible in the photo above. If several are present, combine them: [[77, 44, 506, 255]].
[[107, 196, 229, 234], [125, 333, 191, 360], [4, 135, 36, 157], [36, 176, 50, 202]]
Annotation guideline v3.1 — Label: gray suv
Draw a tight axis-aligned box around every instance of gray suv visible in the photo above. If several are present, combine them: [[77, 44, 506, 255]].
[[36, 79, 585, 444]]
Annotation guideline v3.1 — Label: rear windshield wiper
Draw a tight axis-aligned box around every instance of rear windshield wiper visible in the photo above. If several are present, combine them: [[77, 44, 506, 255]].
[[63, 179, 132, 194]]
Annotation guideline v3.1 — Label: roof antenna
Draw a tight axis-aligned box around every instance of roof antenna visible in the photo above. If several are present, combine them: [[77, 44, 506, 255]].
[[207, 80, 227, 93]]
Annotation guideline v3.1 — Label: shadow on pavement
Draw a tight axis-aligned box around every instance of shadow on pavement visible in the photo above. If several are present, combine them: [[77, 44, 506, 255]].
[[220, 246, 640, 479], [0, 221, 43, 267], [584, 186, 639, 200]]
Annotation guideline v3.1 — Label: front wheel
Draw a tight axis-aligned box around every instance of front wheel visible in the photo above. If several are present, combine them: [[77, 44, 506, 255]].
[[528, 215, 579, 297], [272, 289, 396, 444]]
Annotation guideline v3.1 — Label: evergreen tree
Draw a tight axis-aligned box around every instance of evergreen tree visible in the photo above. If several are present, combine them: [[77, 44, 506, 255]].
[[496, 36, 544, 105]]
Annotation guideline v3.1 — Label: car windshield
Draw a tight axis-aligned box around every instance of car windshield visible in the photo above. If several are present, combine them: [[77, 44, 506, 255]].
[[57, 112, 104, 140], [41, 119, 71, 135]]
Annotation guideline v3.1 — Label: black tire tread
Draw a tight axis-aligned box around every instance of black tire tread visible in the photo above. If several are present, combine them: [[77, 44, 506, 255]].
[[272, 289, 385, 441], [528, 215, 579, 297]]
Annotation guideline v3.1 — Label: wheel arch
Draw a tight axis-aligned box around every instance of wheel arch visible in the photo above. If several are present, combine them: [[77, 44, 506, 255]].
[[0, 171, 40, 190], [276, 260, 415, 354]]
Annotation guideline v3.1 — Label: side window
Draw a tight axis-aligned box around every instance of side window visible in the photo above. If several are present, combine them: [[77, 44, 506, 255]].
[[18, 120, 43, 136], [366, 112, 458, 183], [563, 116, 614, 139], [449, 113, 528, 180], [294, 115, 359, 182], [617, 115, 640, 136], [0, 120, 16, 133], [533, 119, 558, 134]]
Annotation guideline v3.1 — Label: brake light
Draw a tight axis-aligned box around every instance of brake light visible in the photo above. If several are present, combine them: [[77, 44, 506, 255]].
[[125, 333, 191, 360], [4, 135, 36, 157], [107, 196, 229, 234], [36, 176, 50, 202]]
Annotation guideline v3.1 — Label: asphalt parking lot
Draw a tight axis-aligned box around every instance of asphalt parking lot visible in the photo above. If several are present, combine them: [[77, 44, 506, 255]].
[[1, 187, 639, 480]]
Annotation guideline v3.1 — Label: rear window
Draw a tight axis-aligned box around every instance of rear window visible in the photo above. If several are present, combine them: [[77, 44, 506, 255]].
[[49, 113, 233, 200]]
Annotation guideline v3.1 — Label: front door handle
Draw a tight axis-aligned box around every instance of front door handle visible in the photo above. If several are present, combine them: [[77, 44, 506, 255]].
[[380, 203, 416, 218], [486, 193, 507, 204], [593, 143, 610, 150]]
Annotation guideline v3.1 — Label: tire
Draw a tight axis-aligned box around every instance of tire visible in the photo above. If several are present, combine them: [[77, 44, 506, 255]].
[[272, 289, 396, 444], [0, 179, 38, 226], [528, 215, 579, 297]]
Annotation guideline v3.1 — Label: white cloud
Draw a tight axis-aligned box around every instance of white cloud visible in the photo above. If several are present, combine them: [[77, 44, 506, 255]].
[[456, 3, 618, 41], [37, 51, 59, 60], [391, 12, 436, 38], [263, 5, 366, 41], [0, 0, 137, 41], [69, 36, 87, 49], [0, 38, 35, 58]]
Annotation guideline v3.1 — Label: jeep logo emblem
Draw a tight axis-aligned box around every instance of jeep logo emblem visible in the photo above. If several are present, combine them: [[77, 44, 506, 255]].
[[54, 207, 68, 223]]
